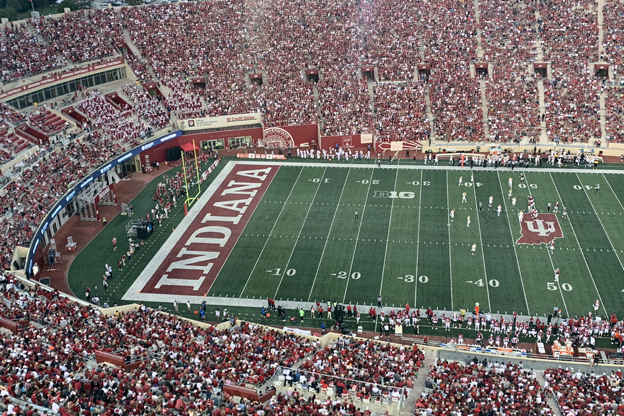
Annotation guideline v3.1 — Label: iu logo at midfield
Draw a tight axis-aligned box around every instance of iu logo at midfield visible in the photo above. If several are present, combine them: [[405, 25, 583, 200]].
[[516, 213, 563, 245]]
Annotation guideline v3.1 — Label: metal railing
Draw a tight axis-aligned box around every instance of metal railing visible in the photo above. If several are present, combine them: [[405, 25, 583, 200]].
[[271, 365, 408, 409]]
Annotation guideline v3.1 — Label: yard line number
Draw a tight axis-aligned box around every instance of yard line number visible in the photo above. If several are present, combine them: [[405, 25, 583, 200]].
[[270, 268, 296, 276], [336, 271, 361, 280], [548, 282, 573, 291], [396, 274, 429, 283], [573, 185, 594, 191], [409, 181, 431, 186], [517, 183, 537, 189], [470, 278, 499, 288], [312, 178, 330, 183]]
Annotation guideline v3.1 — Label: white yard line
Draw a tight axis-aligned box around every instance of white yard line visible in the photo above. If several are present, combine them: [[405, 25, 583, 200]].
[[342, 170, 375, 304], [445, 171, 454, 310], [235, 160, 624, 174], [307, 169, 350, 301], [577, 173, 624, 275], [602, 173, 624, 211], [496, 172, 531, 315], [378, 168, 399, 297], [471, 173, 492, 313], [414, 171, 423, 309], [524, 174, 569, 318], [239, 168, 304, 297], [549, 173, 608, 317], [273, 168, 327, 298]]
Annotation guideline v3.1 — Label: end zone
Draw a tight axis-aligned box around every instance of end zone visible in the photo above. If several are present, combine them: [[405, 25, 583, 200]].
[[123, 162, 278, 303]]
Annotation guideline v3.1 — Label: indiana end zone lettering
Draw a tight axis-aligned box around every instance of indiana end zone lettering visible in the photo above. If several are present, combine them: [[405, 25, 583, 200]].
[[124, 164, 277, 299]]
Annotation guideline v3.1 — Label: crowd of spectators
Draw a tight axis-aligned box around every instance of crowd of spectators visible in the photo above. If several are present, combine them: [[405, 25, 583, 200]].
[[540, 0, 601, 142], [0, 132, 34, 164], [122, 83, 170, 130], [0, 276, 428, 416], [0, 23, 62, 81], [1, 0, 617, 146], [603, 0, 624, 81], [359, 0, 420, 81], [300, 337, 423, 389], [78, 93, 145, 152], [479, 0, 541, 143], [0, 102, 26, 126], [544, 367, 624, 415], [606, 87, 624, 143], [416, 359, 553, 416], [373, 82, 428, 142], [543, 70, 601, 144], [29, 11, 118, 65], [164, 82, 205, 120], [28, 110, 71, 136], [317, 71, 373, 137]]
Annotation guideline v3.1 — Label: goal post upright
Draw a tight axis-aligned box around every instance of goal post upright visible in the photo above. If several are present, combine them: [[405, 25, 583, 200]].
[[181, 140, 202, 208]]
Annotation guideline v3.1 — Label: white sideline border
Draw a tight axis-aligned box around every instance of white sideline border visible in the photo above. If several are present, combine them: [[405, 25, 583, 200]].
[[122, 160, 624, 307]]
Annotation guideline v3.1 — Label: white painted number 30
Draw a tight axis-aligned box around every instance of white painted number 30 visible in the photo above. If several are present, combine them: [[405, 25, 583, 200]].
[[397, 275, 428, 283], [410, 181, 431, 186]]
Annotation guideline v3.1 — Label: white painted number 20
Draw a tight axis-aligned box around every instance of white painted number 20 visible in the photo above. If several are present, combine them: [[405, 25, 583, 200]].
[[336, 271, 361, 279]]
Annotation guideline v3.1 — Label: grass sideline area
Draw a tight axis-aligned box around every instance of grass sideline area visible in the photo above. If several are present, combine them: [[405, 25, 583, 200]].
[[68, 156, 624, 349]]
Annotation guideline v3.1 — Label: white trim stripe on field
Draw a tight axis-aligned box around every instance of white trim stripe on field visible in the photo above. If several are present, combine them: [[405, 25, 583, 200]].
[[273, 168, 327, 298], [549, 173, 608, 317], [235, 160, 624, 175], [496, 172, 531, 315], [414, 171, 423, 309], [342, 170, 375, 303], [378, 168, 399, 297], [471, 173, 492, 313], [576, 173, 624, 277], [307, 169, 351, 301], [239, 167, 304, 297], [445, 171, 454, 310], [523, 174, 569, 318]]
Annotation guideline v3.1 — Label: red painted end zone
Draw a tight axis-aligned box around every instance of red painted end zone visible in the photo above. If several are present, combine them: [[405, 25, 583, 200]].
[[139, 164, 278, 296]]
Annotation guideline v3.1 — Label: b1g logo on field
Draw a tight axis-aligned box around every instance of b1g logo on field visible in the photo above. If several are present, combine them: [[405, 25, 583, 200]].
[[373, 191, 415, 199], [516, 213, 563, 245]]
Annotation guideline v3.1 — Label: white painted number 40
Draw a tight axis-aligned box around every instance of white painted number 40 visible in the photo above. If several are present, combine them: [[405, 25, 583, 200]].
[[472, 279, 499, 287], [573, 185, 593, 191]]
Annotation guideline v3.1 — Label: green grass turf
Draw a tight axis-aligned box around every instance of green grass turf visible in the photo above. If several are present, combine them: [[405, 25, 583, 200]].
[[69, 159, 624, 321]]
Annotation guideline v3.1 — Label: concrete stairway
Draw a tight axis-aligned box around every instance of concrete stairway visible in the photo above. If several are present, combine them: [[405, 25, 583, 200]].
[[399, 348, 436, 416]]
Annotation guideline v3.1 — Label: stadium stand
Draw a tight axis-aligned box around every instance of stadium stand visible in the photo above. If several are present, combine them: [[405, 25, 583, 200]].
[[1, 1, 624, 413], [416, 359, 553, 415]]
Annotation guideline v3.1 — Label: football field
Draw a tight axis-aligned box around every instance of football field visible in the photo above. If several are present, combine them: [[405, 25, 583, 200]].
[[124, 160, 624, 319]]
